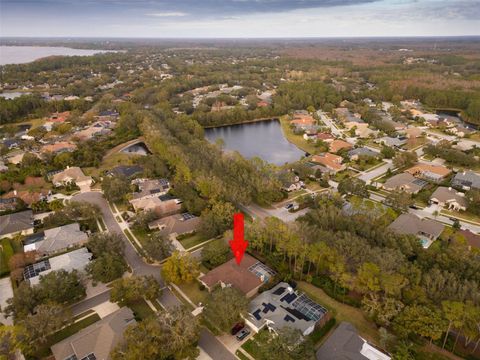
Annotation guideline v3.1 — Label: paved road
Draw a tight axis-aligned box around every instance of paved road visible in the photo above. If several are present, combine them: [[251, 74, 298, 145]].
[[72, 191, 161, 282], [71, 290, 111, 316], [317, 110, 343, 137], [358, 160, 394, 185], [199, 328, 236, 360]]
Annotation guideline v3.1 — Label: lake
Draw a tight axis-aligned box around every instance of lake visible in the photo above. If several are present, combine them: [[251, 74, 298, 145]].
[[204, 119, 305, 165], [0, 46, 117, 65]]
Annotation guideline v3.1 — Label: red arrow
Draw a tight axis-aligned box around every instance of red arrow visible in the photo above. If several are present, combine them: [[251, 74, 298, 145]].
[[229, 213, 248, 265]]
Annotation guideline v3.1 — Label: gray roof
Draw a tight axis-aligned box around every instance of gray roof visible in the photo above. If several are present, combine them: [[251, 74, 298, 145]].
[[316, 322, 368, 360], [348, 148, 378, 158], [430, 187, 467, 207], [132, 179, 170, 200], [0, 210, 33, 236], [51, 307, 136, 360], [388, 213, 444, 240], [247, 282, 327, 336], [452, 171, 480, 190], [382, 173, 426, 194], [375, 137, 406, 147], [32, 223, 88, 255], [25, 247, 92, 285]]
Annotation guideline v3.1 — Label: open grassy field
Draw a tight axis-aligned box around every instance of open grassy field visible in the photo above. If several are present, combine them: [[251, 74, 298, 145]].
[[297, 281, 380, 344], [177, 281, 208, 306], [178, 232, 208, 250]]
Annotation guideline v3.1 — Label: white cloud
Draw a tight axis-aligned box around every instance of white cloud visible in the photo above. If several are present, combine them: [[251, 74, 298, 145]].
[[146, 11, 188, 17]]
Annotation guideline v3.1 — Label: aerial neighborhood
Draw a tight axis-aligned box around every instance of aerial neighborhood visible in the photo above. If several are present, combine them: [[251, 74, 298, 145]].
[[1, 37, 480, 360]]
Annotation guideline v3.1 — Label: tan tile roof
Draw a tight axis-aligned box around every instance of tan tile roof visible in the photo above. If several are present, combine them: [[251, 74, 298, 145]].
[[329, 139, 353, 153], [200, 254, 263, 295], [41, 141, 77, 154], [311, 153, 344, 171], [405, 164, 451, 177]]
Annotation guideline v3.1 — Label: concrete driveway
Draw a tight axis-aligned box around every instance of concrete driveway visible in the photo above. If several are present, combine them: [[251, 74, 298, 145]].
[[199, 328, 236, 360], [71, 191, 162, 282]]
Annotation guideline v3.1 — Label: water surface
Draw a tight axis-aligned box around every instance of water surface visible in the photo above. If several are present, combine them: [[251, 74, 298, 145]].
[[0, 46, 116, 65], [204, 119, 305, 165]]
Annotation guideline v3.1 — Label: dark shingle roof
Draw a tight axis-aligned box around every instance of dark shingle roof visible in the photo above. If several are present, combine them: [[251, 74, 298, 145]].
[[0, 210, 34, 236]]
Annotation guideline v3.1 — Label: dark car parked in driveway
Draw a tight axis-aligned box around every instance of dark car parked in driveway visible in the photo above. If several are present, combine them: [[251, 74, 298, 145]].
[[231, 322, 245, 335], [236, 328, 250, 341]]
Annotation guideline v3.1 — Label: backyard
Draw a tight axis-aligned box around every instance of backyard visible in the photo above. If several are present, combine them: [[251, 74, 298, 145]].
[[297, 281, 380, 344]]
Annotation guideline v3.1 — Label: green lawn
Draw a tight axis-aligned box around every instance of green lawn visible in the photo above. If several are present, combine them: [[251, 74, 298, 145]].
[[279, 116, 318, 155], [35, 314, 101, 358], [177, 281, 209, 306], [441, 209, 480, 224], [297, 281, 380, 344], [350, 159, 384, 172], [128, 299, 156, 320], [287, 189, 308, 200], [178, 232, 208, 250]]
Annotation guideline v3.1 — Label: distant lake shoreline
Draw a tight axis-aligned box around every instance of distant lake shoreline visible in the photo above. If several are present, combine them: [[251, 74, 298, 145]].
[[0, 46, 118, 65]]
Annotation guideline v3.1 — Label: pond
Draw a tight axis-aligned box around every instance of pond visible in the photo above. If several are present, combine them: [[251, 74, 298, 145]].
[[204, 119, 305, 165]]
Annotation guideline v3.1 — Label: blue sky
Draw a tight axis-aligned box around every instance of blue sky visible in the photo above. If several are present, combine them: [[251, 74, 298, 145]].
[[1, 0, 479, 37]]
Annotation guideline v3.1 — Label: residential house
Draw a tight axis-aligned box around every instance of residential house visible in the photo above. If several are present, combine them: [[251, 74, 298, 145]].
[[348, 147, 379, 161], [51, 166, 93, 190], [316, 322, 391, 360], [405, 164, 451, 182], [23, 247, 92, 286], [278, 173, 304, 192], [95, 110, 120, 122], [0, 210, 34, 238], [290, 113, 315, 130], [311, 153, 345, 173], [374, 136, 407, 148], [381, 173, 427, 194], [2, 189, 48, 206], [73, 121, 113, 141], [133, 179, 170, 200], [329, 139, 353, 153], [316, 133, 335, 143], [452, 171, 480, 190], [6, 151, 25, 165], [429, 187, 467, 211], [0, 197, 18, 212], [148, 213, 200, 236], [446, 126, 474, 138], [246, 282, 328, 336], [49, 111, 71, 123], [388, 213, 444, 248], [404, 127, 423, 139], [199, 254, 275, 298], [458, 229, 480, 251], [51, 307, 136, 360], [23, 223, 88, 257], [41, 141, 77, 155]]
